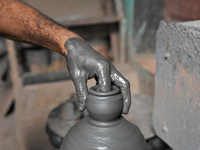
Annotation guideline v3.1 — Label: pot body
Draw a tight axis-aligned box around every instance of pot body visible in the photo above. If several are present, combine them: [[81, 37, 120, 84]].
[[60, 116, 148, 150], [60, 86, 148, 150]]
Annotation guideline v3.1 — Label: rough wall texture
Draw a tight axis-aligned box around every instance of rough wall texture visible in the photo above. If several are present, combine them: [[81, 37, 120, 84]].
[[153, 20, 200, 150]]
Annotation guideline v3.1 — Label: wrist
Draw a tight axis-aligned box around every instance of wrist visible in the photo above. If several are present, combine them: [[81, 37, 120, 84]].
[[60, 33, 81, 55], [63, 37, 85, 56]]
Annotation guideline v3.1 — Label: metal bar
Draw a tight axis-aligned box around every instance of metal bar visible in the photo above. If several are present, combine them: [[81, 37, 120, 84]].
[[115, 0, 127, 63], [124, 0, 135, 61], [60, 16, 120, 27]]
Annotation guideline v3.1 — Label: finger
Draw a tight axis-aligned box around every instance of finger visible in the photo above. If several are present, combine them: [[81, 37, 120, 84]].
[[92, 76, 98, 90], [96, 62, 112, 92], [72, 75, 88, 112], [111, 69, 131, 114]]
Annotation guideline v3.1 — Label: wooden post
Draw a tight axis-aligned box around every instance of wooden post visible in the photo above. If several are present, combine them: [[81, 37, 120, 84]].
[[6, 40, 26, 150]]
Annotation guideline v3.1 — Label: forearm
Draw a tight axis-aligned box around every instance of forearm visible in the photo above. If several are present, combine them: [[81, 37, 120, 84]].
[[0, 0, 80, 55]]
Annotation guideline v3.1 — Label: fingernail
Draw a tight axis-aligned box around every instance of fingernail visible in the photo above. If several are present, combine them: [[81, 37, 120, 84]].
[[123, 110, 128, 114], [122, 106, 129, 114]]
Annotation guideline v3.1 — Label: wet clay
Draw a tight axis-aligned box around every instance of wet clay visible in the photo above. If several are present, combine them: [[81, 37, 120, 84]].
[[60, 86, 147, 150], [64, 38, 131, 114]]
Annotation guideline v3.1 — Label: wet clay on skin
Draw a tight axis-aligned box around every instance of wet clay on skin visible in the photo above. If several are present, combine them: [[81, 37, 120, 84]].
[[64, 38, 131, 114], [60, 86, 148, 150]]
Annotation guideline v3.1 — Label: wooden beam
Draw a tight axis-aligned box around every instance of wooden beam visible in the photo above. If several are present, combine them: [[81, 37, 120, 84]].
[[0, 87, 13, 117]]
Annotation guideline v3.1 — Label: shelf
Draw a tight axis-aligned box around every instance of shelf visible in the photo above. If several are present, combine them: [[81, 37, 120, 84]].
[[58, 16, 120, 27], [22, 69, 71, 85]]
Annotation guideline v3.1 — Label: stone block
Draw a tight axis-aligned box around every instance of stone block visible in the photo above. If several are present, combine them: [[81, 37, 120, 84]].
[[153, 20, 200, 150]]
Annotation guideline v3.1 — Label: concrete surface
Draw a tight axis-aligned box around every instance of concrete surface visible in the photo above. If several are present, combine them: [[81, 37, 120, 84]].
[[153, 20, 200, 150]]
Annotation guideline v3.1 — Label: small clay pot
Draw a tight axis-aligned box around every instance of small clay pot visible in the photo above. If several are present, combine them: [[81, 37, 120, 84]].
[[86, 86, 123, 122]]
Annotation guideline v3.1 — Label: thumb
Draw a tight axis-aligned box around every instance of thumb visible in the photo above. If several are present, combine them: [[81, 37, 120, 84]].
[[72, 75, 88, 112], [96, 63, 112, 92]]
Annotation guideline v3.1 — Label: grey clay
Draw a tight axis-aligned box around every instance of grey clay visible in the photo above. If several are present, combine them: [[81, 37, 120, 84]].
[[64, 38, 131, 114], [86, 86, 122, 122], [60, 86, 148, 150]]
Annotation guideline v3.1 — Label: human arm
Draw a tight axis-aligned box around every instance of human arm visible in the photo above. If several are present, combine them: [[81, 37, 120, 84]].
[[0, 0, 79, 55], [64, 38, 131, 114], [0, 0, 131, 114]]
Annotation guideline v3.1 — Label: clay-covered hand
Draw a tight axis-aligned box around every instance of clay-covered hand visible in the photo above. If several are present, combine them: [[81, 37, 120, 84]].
[[64, 38, 131, 114]]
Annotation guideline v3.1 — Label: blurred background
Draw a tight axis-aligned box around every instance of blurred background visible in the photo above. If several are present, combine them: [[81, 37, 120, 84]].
[[1, 0, 200, 150]]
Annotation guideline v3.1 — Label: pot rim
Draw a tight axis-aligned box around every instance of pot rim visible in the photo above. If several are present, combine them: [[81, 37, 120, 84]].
[[89, 85, 120, 96]]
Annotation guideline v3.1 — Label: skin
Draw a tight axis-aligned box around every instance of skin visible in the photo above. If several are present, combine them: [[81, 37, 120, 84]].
[[0, 0, 131, 114]]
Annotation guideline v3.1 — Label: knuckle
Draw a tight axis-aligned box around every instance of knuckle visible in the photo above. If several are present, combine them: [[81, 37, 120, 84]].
[[76, 91, 87, 102], [124, 99, 129, 104], [124, 98, 131, 106], [123, 79, 130, 89], [97, 60, 109, 70]]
